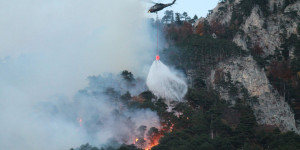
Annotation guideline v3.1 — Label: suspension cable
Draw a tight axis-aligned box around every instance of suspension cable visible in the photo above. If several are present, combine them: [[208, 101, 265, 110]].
[[156, 14, 160, 61]]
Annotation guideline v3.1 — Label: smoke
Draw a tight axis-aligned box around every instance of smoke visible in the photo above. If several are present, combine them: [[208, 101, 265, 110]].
[[0, 0, 159, 150], [0, 0, 155, 98], [146, 60, 188, 101], [40, 74, 160, 148]]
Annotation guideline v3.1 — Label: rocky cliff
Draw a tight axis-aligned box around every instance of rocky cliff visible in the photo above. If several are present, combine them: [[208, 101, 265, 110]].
[[196, 0, 300, 133]]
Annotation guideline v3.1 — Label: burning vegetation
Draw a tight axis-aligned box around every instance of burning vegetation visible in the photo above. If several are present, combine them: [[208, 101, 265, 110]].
[[73, 5, 300, 150], [133, 126, 164, 150], [69, 70, 177, 150], [70, 68, 189, 150]]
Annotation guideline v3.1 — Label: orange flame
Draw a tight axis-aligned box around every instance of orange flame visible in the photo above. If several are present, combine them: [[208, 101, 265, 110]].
[[77, 118, 83, 126], [133, 133, 163, 150], [145, 132, 164, 150], [133, 120, 176, 149], [169, 123, 174, 132]]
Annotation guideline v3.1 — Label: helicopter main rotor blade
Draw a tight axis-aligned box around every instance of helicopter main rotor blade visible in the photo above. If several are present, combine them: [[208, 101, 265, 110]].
[[141, 0, 156, 4]]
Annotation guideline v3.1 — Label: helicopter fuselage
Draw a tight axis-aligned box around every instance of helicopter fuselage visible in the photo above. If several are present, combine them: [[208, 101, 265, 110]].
[[148, 4, 166, 13], [148, 0, 176, 13]]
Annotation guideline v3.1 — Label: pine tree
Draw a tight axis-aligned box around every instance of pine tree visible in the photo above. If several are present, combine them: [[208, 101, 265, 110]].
[[273, 3, 278, 14]]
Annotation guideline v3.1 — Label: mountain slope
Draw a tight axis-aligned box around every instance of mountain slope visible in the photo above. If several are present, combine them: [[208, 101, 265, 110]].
[[195, 0, 300, 133]]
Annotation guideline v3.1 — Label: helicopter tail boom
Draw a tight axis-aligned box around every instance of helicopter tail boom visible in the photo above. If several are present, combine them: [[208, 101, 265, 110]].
[[165, 0, 176, 7]]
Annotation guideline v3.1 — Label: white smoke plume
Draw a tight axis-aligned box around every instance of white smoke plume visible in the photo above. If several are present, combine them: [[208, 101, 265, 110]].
[[0, 0, 159, 150], [146, 60, 188, 101], [42, 74, 160, 148]]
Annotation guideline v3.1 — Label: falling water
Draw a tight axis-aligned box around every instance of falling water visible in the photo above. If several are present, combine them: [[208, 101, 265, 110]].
[[146, 60, 187, 101]]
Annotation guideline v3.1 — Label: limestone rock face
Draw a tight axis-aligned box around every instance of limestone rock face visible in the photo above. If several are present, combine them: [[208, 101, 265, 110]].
[[284, 1, 300, 15], [210, 56, 299, 133], [202, 0, 300, 56], [233, 33, 248, 51], [231, 5, 298, 56], [199, 0, 300, 133], [206, 0, 241, 25], [196, 0, 300, 133], [240, 6, 281, 56]]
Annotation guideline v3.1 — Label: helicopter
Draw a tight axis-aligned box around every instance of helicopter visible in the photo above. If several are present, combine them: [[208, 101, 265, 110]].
[[148, 0, 176, 13]]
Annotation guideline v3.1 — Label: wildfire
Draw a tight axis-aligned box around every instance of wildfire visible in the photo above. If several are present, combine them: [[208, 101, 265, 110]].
[[146, 134, 163, 150], [138, 121, 176, 149], [133, 120, 175, 149], [133, 131, 165, 150], [169, 123, 174, 132]]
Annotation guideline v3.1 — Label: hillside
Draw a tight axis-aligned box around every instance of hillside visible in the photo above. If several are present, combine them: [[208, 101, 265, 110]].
[[74, 0, 300, 150], [196, 0, 300, 133]]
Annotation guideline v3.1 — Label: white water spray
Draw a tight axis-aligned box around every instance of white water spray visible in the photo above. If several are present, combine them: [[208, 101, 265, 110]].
[[146, 60, 187, 101]]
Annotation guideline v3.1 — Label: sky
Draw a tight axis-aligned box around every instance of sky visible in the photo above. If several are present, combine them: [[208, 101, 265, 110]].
[[146, 0, 220, 18]]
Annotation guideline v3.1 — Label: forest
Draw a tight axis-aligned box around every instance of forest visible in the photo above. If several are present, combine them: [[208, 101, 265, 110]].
[[73, 1, 300, 149]]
